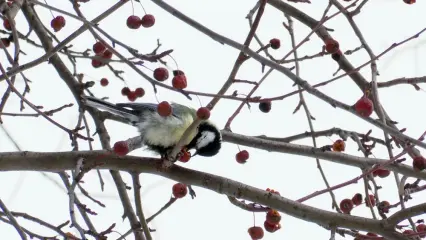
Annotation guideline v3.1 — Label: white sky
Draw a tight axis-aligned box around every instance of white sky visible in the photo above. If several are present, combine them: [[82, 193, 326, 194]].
[[1, 0, 426, 239]]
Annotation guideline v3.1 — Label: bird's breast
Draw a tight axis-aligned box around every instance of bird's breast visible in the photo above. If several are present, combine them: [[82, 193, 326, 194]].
[[139, 113, 198, 147]]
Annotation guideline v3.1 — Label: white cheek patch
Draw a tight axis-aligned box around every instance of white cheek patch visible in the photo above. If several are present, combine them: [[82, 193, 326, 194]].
[[196, 131, 216, 149]]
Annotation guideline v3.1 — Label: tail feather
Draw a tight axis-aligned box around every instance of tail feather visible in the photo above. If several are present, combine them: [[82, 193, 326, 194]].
[[82, 96, 139, 123]]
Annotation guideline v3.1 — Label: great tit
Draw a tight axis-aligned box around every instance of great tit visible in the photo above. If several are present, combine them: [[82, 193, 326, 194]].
[[82, 96, 222, 158]]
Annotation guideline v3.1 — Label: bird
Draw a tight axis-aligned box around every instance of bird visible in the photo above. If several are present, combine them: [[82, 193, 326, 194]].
[[81, 96, 222, 158]]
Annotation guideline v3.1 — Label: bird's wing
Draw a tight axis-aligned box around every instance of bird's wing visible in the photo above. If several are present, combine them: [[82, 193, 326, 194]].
[[170, 103, 197, 119], [116, 102, 181, 119]]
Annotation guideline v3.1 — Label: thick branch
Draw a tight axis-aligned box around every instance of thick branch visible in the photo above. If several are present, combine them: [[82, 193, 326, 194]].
[[220, 132, 425, 180], [385, 203, 426, 227], [0, 151, 395, 235]]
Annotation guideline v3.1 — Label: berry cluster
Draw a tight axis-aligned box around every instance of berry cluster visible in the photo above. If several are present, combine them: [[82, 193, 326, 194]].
[[126, 14, 155, 29], [324, 38, 342, 61], [2, 18, 12, 48], [153, 67, 188, 89], [121, 87, 145, 102], [339, 193, 380, 215], [248, 189, 282, 239], [92, 41, 113, 68]]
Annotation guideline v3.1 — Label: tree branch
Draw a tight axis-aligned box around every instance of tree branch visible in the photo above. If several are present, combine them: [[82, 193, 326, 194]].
[[0, 151, 398, 235]]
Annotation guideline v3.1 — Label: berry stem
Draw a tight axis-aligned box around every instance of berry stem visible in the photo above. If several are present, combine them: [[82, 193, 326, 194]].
[[256, 45, 269, 53], [81, 73, 97, 81], [43, 0, 55, 19], [168, 54, 179, 70], [140, 64, 154, 72], [138, 1, 147, 15], [154, 93, 160, 104], [195, 94, 203, 107], [130, 0, 135, 16], [252, 212, 255, 226]]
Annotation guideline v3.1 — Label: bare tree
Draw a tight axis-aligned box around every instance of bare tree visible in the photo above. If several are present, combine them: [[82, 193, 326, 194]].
[[0, 0, 426, 240]]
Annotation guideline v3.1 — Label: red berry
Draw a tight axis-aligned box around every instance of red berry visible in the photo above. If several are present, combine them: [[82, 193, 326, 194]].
[[269, 38, 280, 49], [134, 87, 145, 98], [403, 229, 416, 239], [127, 91, 137, 102], [354, 96, 374, 117], [3, 19, 11, 31], [51, 16, 66, 32], [113, 141, 129, 156], [248, 226, 264, 240], [153, 67, 169, 81], [126, 15, 141, 29], [351, 193, 363, 206], [141, 14, 155, 28], [332, 139, 345, 152], [102, 50, 113, 59], [266, 209, 281, 225], [157, 101, 172, 117], [91, 59, 104, 68], [403, 0, 416, 4], [416, 224, 426, 238], [324, 38, 339, 54], [93, 41, 106, 55], [100, 78, 108, 86], [259, 101, 271, 113], [179, 150, 191, 163], [0, 38, 10, 48], [172, 75, 187, 89], [339, 199, 353, 214], [196, 107, 210, 120], [365, 194, 375, 207], [373, 168, 390, 178], [236, 150, 249, 164], [413, 156, 426, 171], [121, 87, 131, 96], [172, 183, 187, 198], [379, 200, 390, 213], [271, 190, 280, 195], [266, 188, 281, 195], [263, 221, 281, 233]]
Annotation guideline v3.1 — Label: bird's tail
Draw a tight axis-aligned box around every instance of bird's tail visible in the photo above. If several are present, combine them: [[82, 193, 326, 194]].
[[81, 96, 139, 123]]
